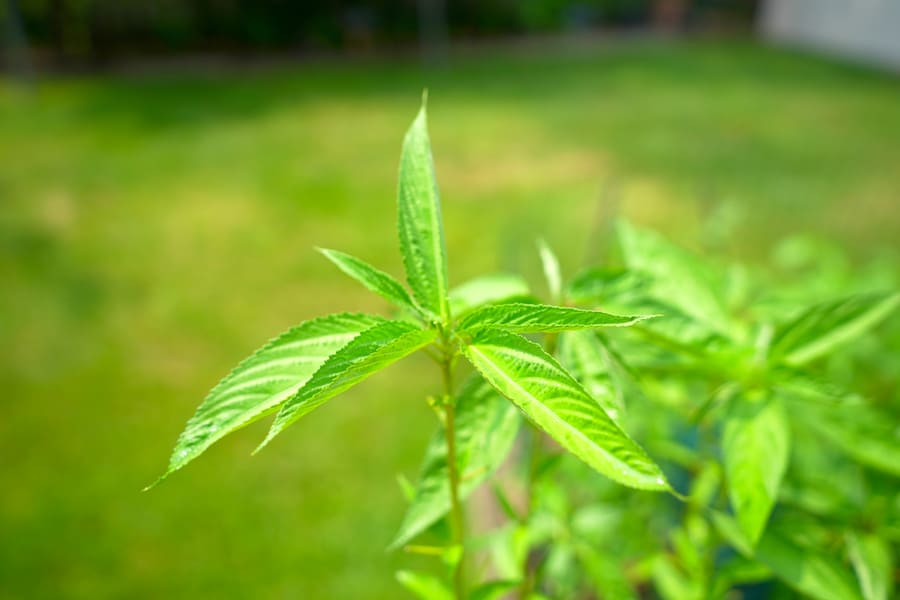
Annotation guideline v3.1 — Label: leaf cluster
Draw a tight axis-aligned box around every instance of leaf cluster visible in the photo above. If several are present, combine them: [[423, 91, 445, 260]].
[[152, 99, 899, 600]]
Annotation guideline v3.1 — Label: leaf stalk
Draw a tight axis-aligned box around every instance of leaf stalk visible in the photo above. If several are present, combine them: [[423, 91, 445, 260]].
[[440, 343, 465, 599]]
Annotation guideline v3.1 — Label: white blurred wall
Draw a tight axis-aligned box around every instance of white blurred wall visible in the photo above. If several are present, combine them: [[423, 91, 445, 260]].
[[759, 0, 900, 70]]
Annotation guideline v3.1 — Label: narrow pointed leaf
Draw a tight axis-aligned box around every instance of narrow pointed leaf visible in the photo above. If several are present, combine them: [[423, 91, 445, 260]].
[[799, 400, 900, 477], [155, 313, 384, 484], [756, 527, 864, 600], [318, 247, 419, 314], [846, 531, 892, 600], [458, 303, 654, 335], [537, 239, 562, 302], [558, 331, 635, 422], [565, 267, 648, 305], [722, 393, 790, 547], [396, 570, 454, 600], [771, 292, 900, 366], [260, 320, 436, 449], [469, 580, 521, 600], [398, 101, 450, 323], [390, 375, 521, 550], [448, 273, 532, 317], [462, 328, 669, 491], [618, 220, 733, 337]]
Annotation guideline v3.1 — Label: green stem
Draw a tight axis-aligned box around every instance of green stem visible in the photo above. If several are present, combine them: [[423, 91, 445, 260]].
[[519, 422, 542, 598], [440, 350, 465, 599]]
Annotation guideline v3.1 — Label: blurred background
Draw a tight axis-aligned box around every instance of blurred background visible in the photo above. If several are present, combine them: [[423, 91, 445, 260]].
[[1, 1, 898, 598]]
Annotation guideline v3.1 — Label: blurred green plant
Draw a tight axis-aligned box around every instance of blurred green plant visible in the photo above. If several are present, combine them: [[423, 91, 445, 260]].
[[152, 98, 898, 600]]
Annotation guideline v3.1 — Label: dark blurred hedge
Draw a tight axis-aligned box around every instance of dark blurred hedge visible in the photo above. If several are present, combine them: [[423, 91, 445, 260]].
[[7, 0, 757, 65]]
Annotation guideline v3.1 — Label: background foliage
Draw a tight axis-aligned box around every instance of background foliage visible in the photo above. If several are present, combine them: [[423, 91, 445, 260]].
[[9, 0, 757, 64]]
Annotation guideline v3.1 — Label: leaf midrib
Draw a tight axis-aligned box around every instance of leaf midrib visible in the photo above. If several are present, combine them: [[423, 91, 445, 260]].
[[466, 341, 655, 487]]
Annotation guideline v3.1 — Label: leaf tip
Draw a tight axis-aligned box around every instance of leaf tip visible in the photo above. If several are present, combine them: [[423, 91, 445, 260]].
[[142, 472, 169, 492], [252, 426, 281, 456], [637, 313, 663, 323]]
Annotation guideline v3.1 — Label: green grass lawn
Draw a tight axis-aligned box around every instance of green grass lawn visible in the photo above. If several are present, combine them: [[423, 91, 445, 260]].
[[2, 39, 899, 598]]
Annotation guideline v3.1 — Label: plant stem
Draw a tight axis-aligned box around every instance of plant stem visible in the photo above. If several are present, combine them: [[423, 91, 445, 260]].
[[440, 351, 465, 599], [519, 422, 542, 598]]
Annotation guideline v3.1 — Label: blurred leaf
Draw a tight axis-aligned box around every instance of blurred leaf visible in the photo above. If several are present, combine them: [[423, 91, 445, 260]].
[[487, 524, 530, 581], [846, 531, 893, 600], [558, 330, 625, 422], [468, 580, 520, 600], [756, 526, 864, 600], [462, 327, 669, 491], [652, 553, 700, 600], [537, 239, 562, 302], [544, 541, 578, 597], [492, 481, 524, 523], [771, 292, 900, 366], [577, 544, 637, 600], [794, 399, 900, 478], [709, 555, 771, 598], [448, 273, 532, 317], [398, 100, 450, 323], [397, 473, 416, 502], [390, 376, 521, 550], [688, 461, 722, 508], [154, 312, 384, 485], [565, 267, 648, 305], [318, 247, 419, 314], [259, 321, 435, 450], [722, 393, 790, 547], [396, 570, 454, 600], [458, 303, 654, 334], [710, 510, 754, 558], [671, 525, 704, 582], [617, 220, 734, 338]]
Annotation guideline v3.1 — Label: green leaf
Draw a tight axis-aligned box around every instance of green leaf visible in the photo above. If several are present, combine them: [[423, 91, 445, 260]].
[[712, 510, 863, 600], [537, 239, 562, 302], [846, 531, 892, 600], [462, 328, 669, 491], [709, 510, 754, 558], [259, 320, 436, 450], [398, 100, 450, 323], [468, 580, 521, 600], [558, 331, 635, 423], [396, 570, 454, 600], [755, 527, 864, 600], [792, 398, 900, 477], [448, 273, 532, 317], [318, 247, 419, 314], [652, 553, 700, 600], [722, 393, 790, 547], [458, 303, 654, 335], [709, 555, 772, 599], [565, 267, 648, 305], [617, 220, 733, 337], [390, 375, 521, 550], [577, 544, 637, 600], [771, 292, 900, 366], [153, 313, 384, 485]]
